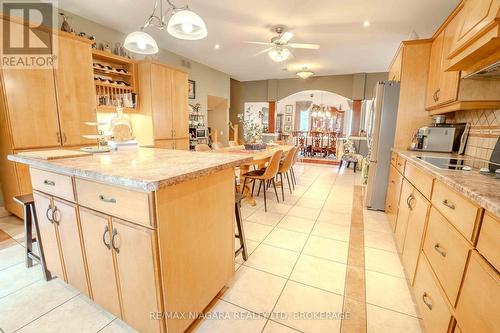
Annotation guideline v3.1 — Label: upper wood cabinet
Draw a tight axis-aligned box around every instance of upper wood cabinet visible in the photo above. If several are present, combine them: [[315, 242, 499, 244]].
[[446, 0, 500, 72], [138, 60, 189, 144], [172, 70, 189, 139], [388, 46, 403, 81], [54, 35, 97, 146], [150, 63, 174, 140], [425, 5, 500, 114]]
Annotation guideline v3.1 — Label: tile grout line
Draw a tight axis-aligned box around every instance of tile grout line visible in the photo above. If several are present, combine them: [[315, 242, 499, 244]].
[[258, 167, 342, 333]]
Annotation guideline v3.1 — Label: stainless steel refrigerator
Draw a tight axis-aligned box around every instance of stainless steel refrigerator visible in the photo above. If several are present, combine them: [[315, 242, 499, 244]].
[[365, 81, 400, 211]]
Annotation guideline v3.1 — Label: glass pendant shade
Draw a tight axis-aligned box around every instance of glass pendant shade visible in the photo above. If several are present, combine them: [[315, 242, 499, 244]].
[[124, 31, 159, 54], [296, 69, 314, 79], [269, 47, 290, 62], [167, 9, 208, 40]]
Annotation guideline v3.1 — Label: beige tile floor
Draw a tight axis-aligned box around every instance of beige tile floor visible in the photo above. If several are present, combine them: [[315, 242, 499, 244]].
[[0, 163, 423, 333]]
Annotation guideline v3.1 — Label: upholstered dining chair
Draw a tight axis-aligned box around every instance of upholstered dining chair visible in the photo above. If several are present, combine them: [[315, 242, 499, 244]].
[[277, 147, 298, 200], [241, 150, 283, 212], [195, 143, 211, 152]]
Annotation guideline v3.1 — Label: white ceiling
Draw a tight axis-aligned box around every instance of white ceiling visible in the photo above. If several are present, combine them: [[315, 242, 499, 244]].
[[59, 0, 459, 81]]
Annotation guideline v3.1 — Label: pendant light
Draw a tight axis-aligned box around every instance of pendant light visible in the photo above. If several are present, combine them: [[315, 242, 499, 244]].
[[296, 67, 314, 79], [124, 0, 208, 54]]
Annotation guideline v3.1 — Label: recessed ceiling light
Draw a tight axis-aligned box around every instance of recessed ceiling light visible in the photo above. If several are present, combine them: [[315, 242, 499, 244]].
[[363, 20, 371, 27], [214, 44, 220, 50]]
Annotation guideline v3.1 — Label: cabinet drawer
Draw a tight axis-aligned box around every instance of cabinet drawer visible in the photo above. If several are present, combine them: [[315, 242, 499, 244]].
[[413, 255, 453, 333], [404, 163, 433, 199], [396, 155, 406, 174], [476, 212, 500, 272], [391, 152, 398, 167], [455, 251, 500, 333], [30, 168, 75, 202], [431, 181, 480, 241], [75, 178, 152, 227], [423, 207, 471, 305]]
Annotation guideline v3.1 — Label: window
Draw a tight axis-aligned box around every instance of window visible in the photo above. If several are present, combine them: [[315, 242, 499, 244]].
[[299, 109, 310, 131]]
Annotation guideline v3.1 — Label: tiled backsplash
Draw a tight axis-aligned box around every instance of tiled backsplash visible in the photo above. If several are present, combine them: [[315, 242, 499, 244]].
[[454, 109, 500, 161]]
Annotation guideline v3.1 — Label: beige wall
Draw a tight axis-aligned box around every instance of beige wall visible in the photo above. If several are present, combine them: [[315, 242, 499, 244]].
[[208, 96, 229, 145], [59, 9, 231, 144], [230, 72, 387, 139]]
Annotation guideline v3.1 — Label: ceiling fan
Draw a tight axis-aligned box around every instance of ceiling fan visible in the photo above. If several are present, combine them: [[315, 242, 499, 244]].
[[246, 26, 320, 62]]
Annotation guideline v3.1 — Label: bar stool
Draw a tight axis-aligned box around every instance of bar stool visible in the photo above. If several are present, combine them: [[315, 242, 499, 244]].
[[234, 192, 248, 261], [13, 194, 52, 281]]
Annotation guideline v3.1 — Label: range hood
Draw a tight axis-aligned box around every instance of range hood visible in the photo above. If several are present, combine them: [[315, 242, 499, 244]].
[[463, 60, 500, 80]]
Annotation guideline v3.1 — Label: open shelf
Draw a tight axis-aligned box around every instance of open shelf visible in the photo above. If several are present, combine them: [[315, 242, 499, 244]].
[[92, 49, 138, 112]]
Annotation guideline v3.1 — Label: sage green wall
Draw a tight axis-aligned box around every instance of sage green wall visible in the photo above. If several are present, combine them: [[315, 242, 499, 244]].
[[59, 9, 231, 127]]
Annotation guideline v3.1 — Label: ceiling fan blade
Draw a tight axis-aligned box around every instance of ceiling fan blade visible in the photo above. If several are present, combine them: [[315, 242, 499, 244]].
[[254, 47, 274, 57], [289, 43, 321, 50], [244, 41, 273, 46], [278, 31, 294, 43]]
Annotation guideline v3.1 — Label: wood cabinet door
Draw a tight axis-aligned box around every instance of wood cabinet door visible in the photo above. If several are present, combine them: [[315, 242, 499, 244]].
[[33, 192, 65, 280], [54, 36, 96, 146], [79, 208, 121, 317], [175, 138, 190, 150], [425, 31, 444, 109], [394, 180, 413, 253], [172, 70, 189, 139], [52, 198, 89, 296], [385, 166, 403, 231], [112, 218, 162, 333], [154, 139, 175, 149], [1, 22, 60, 149], [401, 189, 430, 283], [439, 11, 461, 105], [151, 64, 173, 140], [455, 0, 496, 46]]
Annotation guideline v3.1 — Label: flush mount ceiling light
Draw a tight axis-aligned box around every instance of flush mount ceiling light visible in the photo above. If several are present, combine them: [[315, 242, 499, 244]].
[[269, 46, 291, 62], [363, 20, 371, 27], [296, 67, 314, 79], [124, 0, 207, 54]]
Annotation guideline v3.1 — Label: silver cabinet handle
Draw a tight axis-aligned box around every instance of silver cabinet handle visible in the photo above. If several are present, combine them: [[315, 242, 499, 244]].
[[99, 195, 116, 204], [63, 133, 67, 143], [434, 243, 447, 257], [102, 225, 111, 250], [56, 132, 61, 143], [436, 88, 440, 101], [442, 199, 455, 210], [406, 194, 415, 210], [46, 205, 54, 223], [44, 180, 55, 186], [111, 228, 120, 253], [52, 206, 61, 225], [422, 292, 433, 310]]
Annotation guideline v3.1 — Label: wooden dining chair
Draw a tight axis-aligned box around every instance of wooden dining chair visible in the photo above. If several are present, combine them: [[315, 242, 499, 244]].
[[241, 150, 283, 212], [212, 142, 225, 150], [195, 143, 212, 152], [277, 147, 298, 200]]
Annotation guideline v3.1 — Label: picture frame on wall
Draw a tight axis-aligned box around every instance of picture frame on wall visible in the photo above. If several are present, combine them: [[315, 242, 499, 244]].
[[285, 115, 293, 123], [284, 125, 292, 132], [285, 105, 293, 114], [188, 80, 196, 99]]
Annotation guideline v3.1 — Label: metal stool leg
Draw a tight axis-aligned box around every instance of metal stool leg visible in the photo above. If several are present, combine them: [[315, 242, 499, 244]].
[[262, 180, 267, 212], [32, 207, 52, 281], [234, 201, 248, 261], [24, 204, 34, 268], [279, 173, 285, 201], [272, 178, 279, 202]]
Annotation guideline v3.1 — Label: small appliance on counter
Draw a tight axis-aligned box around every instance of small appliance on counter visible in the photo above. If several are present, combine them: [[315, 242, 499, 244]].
[[411, 123, 467, 153]]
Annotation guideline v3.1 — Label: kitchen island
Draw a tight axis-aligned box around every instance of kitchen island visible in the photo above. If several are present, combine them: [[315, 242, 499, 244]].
[[8, 148, 252, 333]]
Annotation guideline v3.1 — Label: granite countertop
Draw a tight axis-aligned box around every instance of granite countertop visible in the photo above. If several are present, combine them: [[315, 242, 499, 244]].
[[8, 148, 252, 192], [393, 149, 500, 217]]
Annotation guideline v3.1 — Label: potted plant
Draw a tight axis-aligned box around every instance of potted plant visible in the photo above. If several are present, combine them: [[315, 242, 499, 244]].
[[238, 107, 266, 150]]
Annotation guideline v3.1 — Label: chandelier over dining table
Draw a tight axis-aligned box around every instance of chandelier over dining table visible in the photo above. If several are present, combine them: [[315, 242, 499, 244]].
[[309, 104, 344, 133]]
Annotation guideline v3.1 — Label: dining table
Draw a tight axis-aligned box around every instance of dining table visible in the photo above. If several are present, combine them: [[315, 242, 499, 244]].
[[212, 144, 295, 206]]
